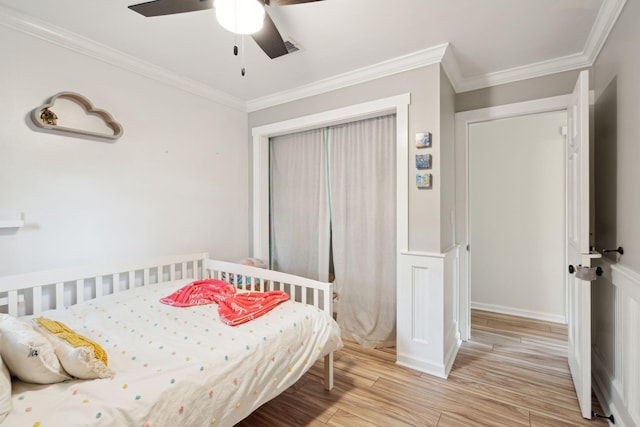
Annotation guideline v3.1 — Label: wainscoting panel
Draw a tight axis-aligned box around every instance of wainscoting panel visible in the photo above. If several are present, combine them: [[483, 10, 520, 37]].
[[411, 266, 431, 344], [592, 258, 640, 427], [397, 247, 460, 378]]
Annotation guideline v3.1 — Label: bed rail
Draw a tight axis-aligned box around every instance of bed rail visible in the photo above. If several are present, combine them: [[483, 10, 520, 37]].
[[203, 258, 336, 390], [0, 253, 208, 317], [203, 259, 333, 312]]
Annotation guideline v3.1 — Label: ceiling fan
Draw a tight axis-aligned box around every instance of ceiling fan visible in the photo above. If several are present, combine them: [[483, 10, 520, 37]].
[[128, 0, 324, 60]]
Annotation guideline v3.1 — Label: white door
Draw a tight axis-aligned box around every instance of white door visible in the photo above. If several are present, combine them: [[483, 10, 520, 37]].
[[566, 69, 600, 419]]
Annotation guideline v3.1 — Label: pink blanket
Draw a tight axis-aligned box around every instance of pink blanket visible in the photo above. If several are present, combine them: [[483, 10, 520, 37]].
[[160, 279, 289, 326]]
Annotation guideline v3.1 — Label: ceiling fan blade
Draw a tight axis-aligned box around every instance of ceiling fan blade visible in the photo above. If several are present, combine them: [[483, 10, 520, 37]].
[[265, 0, 323, 5], [128, 0, 213, 17], [251, 11, 288, 59]]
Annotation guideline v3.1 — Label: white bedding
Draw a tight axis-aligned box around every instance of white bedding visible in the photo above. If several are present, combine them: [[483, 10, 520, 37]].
[[5, 279, 342, 427]]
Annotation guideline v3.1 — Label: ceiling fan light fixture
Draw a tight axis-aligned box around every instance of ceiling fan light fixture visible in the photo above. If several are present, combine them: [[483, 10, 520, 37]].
[[215, 0, 265, 35]]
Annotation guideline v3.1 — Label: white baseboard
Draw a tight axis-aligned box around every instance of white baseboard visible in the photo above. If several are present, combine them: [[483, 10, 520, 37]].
[[444, 324, 461, 377], [470, 301, 566, 324], [396, 353, 447, 379]]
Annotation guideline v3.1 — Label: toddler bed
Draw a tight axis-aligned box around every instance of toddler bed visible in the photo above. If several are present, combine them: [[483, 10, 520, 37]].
[[0, 253, 342, 426]]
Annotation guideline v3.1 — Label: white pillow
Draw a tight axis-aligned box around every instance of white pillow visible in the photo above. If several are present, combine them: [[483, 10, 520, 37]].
[[33, 318, 113, 380], [0, 314, 70, 384], [0, 352, 11, 423]]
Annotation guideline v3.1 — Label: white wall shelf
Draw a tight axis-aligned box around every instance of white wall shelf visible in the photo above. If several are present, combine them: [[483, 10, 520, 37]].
[[0, 219, 25, 229], [31, 92, 123, 140], [0, 213, 25, 229]]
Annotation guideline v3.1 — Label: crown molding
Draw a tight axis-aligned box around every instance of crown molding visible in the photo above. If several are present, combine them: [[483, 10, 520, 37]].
[[249, 0, 624, 108], [440, 45, 463, 93], [583, 0, 627, 62], [454, 51, 593, 93], [2, 0, 625, 109], [246, 44, 448, 112], [0, 5, 246, 111], [451, 0, 626, 93]]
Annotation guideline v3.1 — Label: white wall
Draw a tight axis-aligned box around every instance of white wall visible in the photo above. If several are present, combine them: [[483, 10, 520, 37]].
[[468, 111, 567, 321], [0, 25, 250, 275]]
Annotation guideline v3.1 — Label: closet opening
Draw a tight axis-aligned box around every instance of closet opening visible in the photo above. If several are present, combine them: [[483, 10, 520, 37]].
[[251, 93, 411, 354], [269, 115, 397, 348]]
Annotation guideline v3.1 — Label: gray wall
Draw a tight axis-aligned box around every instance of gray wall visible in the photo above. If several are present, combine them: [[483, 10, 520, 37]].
[[249, 64, 447, 254], [456, 69, 586, 113], [590, 5, 639, 424], [592, 0, 639, 272], [439, 68, 456, 251], [0, 26, 250, 275]]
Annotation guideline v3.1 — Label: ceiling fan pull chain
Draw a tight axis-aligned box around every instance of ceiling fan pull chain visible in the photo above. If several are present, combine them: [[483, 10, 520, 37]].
[[233, 28, 238, 56], [233, 1, 239, 56], [237, 6, 244, 76], [241, 35, 246, 76]]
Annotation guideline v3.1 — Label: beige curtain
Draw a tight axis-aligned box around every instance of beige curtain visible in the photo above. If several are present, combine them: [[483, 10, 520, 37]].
[[328, 115, 396, 348], [269, 115, 397, 348], [269, 128, 330, 281]]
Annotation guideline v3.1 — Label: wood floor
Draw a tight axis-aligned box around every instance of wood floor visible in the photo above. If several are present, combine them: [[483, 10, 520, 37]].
[[237, 310, 608, 426]]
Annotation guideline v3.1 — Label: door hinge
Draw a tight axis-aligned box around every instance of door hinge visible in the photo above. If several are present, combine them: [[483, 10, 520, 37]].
[[466, 244, 470, 252]]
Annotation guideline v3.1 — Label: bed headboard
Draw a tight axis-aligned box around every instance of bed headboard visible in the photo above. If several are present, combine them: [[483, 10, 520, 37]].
[[0, 253, 209, 317]]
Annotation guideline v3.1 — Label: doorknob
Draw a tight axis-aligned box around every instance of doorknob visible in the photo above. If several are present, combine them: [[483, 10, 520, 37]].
[[568, 264, 603, 277], [602, 246, 624, 255]]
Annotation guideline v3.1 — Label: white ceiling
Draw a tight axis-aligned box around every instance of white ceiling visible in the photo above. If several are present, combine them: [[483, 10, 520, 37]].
[[0, 0, 624, 109]]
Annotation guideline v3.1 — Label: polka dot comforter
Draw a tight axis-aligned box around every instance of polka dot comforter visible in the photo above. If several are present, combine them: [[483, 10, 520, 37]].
[[7, 279, 343, 427]]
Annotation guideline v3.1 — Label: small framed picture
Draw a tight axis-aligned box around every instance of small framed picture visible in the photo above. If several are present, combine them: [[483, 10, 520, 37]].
[[415, 132, 432, 148], [416, 173, 432, 189], [416, 154, 432, 169]]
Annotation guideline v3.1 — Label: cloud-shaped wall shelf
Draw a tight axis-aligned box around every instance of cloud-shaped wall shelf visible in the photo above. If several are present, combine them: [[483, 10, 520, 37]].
[[31, 92, 123, 140]]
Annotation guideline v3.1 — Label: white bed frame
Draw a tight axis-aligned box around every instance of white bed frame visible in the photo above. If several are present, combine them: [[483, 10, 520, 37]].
[[0, 253, 335, 390]]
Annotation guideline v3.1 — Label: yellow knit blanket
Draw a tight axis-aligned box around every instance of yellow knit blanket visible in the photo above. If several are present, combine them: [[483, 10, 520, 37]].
[[34, 317, 108, 365]]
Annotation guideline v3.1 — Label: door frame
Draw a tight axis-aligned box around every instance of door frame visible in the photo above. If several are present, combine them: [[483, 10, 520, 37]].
[[454, 94, 572, 341]]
